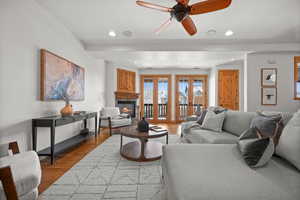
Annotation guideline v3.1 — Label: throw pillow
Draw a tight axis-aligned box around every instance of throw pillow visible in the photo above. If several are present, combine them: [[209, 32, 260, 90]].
[[259, 111, 293, 126], [250, 112, 283, 145], [196, 110, 207, 125], [276, 111, 300, 171], [197, 107, 227, 125], [238, 128, 275, 168], [201, 110, 225, 132]]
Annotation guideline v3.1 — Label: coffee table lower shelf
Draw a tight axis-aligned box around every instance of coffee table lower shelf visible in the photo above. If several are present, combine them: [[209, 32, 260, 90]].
[[120, 141, 162, 162]]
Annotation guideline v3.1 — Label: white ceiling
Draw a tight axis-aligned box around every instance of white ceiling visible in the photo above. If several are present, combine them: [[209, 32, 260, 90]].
[[90, 51, 246, 68], [36, 0, 300, 68]]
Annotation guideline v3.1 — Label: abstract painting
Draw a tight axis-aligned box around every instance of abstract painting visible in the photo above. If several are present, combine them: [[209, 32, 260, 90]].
[[40, 49, 85, 101], [261, 87, 277, 105]]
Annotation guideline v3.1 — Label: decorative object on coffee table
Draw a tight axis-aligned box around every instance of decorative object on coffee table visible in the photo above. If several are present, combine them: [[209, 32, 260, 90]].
[[120, 126, 168, 162], [137, 117, 149, 132]]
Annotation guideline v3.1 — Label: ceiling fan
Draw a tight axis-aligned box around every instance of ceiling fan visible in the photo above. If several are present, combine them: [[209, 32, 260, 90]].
[[136, 0, 232, 36]]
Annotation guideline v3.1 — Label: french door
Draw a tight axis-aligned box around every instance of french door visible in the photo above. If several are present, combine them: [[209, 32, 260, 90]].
[[175, 75, 208, 121], [140, 75, 172, 122]]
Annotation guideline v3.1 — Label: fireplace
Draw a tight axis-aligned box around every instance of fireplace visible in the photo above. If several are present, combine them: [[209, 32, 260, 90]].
[[116, 100, 137, 118]]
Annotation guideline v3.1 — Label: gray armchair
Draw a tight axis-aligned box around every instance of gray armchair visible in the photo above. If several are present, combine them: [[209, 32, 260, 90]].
[[99, 107, 132, 135], [0, 142, 41, 200]]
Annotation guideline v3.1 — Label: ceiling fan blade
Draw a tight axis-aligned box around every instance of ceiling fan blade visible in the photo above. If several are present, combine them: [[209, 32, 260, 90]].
[[176, 0, 190, 6], [181, 16, 197, 36], [155, 18, 172, 34], [189, 0, 232, 15], [136, 1, 173, 12]]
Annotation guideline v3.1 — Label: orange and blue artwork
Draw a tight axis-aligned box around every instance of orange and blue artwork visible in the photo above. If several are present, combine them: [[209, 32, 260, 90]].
[[41, 50, 85, 101]]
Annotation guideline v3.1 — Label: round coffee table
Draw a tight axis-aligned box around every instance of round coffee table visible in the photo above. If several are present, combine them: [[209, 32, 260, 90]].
[[120, 126, 168, 162]]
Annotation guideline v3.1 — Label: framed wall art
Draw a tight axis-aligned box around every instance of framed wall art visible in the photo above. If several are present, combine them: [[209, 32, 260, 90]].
[[261, 87, 277, 105], [261, 68, 277, 87], [40, 49, 85, 101]]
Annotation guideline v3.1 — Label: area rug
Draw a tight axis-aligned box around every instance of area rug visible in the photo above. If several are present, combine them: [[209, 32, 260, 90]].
[[39, 134, 181, 200]]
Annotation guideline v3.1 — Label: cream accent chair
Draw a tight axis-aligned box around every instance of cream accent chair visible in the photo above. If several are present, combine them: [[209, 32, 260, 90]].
[[0, 142, 41, 200], [99, 107, 132, 135]]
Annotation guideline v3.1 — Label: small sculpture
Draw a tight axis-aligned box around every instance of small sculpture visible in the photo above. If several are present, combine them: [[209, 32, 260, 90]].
[[137, 117, 149, 132]]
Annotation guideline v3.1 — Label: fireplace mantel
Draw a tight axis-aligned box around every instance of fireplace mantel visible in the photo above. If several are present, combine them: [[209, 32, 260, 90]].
[[115, 91, 139, 100]]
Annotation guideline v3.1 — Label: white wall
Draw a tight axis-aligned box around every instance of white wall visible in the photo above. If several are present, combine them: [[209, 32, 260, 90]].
[[105, 61, 139, 107], [208, 68, 216, 107], [0, 0, 106, 151], [138, 68, 210, 121], [246, 52, 300, 112]]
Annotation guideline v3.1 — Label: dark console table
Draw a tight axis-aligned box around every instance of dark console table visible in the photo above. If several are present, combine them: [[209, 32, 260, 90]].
[[32, 112, 98, 164]]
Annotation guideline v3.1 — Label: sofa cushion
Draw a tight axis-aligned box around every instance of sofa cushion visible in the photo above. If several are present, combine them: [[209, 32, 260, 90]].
[[238, 128, 275, 168], [162, 144, 300, 200], [0, 151, 41, 199], [196, 110, 207, 125], [276, 111, 300, 171], [185, 129, 238, 144], [201, 111, 225, 132], [101, 107, 120, 118], [223, 111, 257, 136], [101, 117, 131, 128]]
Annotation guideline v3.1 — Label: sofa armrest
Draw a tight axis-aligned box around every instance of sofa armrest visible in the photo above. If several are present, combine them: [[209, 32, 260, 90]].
[[0, 166, 18, 200]]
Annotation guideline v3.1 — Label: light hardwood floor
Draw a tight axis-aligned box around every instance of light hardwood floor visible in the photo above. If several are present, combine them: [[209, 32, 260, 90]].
[[39, 123, 181, 193]]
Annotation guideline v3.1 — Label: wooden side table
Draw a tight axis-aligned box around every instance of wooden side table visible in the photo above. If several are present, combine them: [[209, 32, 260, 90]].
[[119, 126, 168, 162], [32, 112, 98, 164]]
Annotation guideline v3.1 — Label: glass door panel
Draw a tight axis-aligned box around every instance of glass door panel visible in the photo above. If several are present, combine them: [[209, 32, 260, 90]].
[[178, 79, 189, 121], [176, 75, 208, 121], [143, 79, 154, 120], [297, 63, 300, 98], [158, 78, 169, 120], [141, 75, 171, 122], [192, 79, 204, 115]]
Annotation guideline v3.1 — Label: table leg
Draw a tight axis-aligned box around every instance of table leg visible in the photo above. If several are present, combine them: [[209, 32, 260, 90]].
[[166, 134, 169, 144], [140, 138, 146, 160], [84, 119, 87, 129], [95, 115, 98, 136], [50, 125, 55, 165], [120, 135, 123, 152], [32, 124, 37, 152]]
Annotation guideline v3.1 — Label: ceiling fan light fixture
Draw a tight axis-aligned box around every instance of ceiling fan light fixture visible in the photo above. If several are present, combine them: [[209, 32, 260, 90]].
[[225, 30, 234, 36]]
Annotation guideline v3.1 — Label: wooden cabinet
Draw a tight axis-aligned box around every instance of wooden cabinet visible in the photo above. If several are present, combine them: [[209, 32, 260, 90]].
[[117, 68, 136, 93]]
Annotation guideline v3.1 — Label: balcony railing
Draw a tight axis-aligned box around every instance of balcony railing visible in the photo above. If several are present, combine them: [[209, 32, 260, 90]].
[[143, 104, 168, 119], [179, 104, 203, 119]]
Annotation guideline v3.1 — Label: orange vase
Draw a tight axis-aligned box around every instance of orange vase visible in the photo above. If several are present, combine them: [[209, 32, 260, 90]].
[[60, 103, 73, 117]]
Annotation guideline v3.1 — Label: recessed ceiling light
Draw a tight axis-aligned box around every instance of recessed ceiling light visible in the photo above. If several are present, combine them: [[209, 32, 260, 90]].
[[108, 30, 116, 37], [225, 30, 234, 36], [122, 30, 133, 37], [206, 29, 217, 36]]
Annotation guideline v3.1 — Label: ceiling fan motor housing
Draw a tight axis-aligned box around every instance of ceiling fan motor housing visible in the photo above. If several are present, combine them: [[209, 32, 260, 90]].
[[171, 3, 190, 22]]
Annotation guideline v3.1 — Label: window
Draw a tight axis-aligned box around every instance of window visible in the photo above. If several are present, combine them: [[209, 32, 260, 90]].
[[295, 56, 300, 100]]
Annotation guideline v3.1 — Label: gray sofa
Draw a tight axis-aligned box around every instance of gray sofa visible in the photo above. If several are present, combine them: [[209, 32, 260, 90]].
[[181, 110, 257, 144], [162, 144, 300, 200], [162, 110, 300, 200]]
